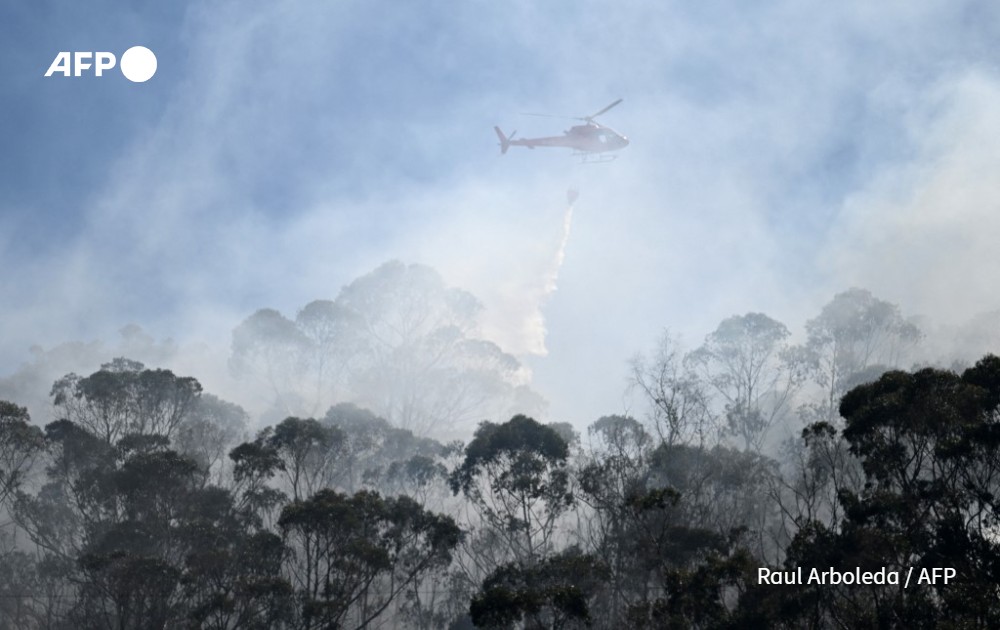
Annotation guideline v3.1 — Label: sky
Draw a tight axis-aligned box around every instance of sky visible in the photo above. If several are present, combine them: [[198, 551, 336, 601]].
[[2, 0, 1000, 429]]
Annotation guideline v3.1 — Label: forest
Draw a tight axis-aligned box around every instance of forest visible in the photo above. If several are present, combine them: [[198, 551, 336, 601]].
[[2, 261, 1000, 629]]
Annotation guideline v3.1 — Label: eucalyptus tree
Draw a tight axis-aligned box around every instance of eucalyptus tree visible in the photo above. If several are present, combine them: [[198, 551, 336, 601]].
[[5, 363, 290, 629], [0, 402, 48, 628], [449, 415, 574, 571], [173, 393, 248, 486], [230, 261, 543, 438], [230, 308, 313, 420], [278, 489, 461, 630], [686, 313, 804, 452], [748, 355, 1000, 627], [469, 546, 608, 630], [630, 332, 714, 446], [577, 437, 759, 628], [0, 401, 45, 511], [322, 402, 445, 494], [803, 288, 922, 422], [50, 358, 202, 445], [576, 415, 651, 624]]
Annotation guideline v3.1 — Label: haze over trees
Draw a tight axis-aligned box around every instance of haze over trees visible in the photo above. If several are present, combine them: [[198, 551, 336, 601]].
[[1, 262, 999, 628], [230, 261, 543, 436]]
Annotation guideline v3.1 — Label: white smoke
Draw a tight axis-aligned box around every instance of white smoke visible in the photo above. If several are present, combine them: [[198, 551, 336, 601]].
[[480, 194, 575, 358], [822, 71, 1000, 329], [413, 184, 578, 359]]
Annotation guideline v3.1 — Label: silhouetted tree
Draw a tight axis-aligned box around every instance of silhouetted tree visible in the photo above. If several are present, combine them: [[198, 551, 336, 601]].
[[0, 401, 44, 510], [751, 355, 1000, 627], [50, 358, 202, 444], [469, 547, 608, 630], [278, 488, 461, 630], [450, 415, 574, 571]]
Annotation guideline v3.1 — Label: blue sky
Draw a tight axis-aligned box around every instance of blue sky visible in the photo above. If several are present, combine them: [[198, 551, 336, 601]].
[[3, 0, 1000, 427]]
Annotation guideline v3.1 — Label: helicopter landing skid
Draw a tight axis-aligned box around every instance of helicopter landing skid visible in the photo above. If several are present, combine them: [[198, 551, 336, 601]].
[[575, 153, 618, 164]]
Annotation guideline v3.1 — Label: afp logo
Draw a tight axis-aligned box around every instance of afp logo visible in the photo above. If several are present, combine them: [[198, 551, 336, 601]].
[[44, 46, 157, 82]]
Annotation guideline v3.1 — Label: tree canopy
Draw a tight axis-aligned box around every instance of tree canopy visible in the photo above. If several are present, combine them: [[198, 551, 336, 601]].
[[3, 282, 1000, 629]]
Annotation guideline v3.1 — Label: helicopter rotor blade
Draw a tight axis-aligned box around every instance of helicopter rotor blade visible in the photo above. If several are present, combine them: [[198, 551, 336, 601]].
[[585, 98, 623, 121], [519, 99, 624, 123], [521, 112, 577, 120]]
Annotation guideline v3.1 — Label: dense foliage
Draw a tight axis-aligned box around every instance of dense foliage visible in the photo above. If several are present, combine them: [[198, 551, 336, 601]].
[[1, 282, 998, 628]]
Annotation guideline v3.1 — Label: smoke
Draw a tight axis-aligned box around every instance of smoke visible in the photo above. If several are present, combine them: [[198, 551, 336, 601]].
[[399, 181, 579, 360], [478, 191, 575, 358], [822, 71, 1000, 331], [5, 0, 1000, 429]]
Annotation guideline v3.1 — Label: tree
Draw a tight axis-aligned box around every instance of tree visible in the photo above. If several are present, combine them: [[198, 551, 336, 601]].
[[15, 418, 115, 563], [469, 547, 608, 630], [62, 444, 200, 629], [229, 416, 344, 504], [0, 325, 180, 428], [753, 355, 1000, 627], [72, 552, 181, 629], [7, 366, 287, 629], [572, 413, 772, 628], [382, 455, 449, 508], [230, 309, 312, 420], [228, 261, 543, 438], [686, 313, 804, 452], [334, 261, 535, 436], [177, 488, 293, 629], [278, 488, 461, 630], [14, 418, 296, 630], [450, 416, 574, 571], [173, 394, 248, 487], [0, 401, 45, 510], [0, 402, 48, 628], [269, 417, 345, 502], [576, 415, 651, 624], [765, 418, 864, 570], [803, 288, 922, 421], [629, 333, 714, 447], [646, 443, 776, 560], [585, 479, 753, 629], [50, 358, 202, 444], [229, 438, 288, 530], [323, 403, 446, 494], [295, 299, 359, 417]]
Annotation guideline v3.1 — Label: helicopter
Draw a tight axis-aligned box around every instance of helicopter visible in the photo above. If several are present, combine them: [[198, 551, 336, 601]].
[[494, 99, 629, 162]]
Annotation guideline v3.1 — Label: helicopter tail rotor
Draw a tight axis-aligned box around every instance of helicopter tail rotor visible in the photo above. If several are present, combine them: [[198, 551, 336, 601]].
[[494, 126, 514, 154]]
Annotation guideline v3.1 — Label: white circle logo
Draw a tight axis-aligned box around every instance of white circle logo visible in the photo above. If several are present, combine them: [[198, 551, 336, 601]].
[[120, 46, 157, 82]]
